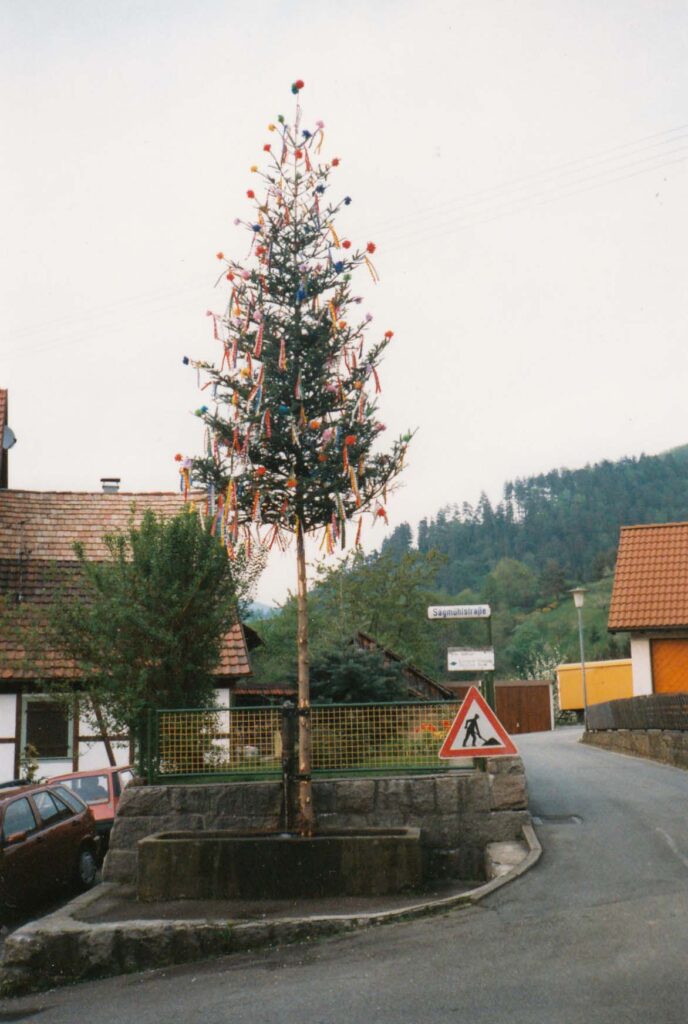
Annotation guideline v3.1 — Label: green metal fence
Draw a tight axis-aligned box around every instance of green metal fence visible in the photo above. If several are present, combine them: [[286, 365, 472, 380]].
[[143, 700, 464, 782]]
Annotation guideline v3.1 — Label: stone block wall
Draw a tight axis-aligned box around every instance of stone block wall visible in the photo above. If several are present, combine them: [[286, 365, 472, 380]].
[[104, 757, 529, 886], [583, 728, 688, 769]]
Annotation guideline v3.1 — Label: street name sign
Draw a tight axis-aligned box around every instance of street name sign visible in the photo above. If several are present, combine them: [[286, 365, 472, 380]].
[[427, 604, 491, 620], [438, 686, 518, 759], [447, 647, 495, 672]]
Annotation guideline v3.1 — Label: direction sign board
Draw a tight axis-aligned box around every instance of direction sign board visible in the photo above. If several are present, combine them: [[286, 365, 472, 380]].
[[438, 686, 518, 759], [427, 604, 491, 620], [447, 647, 495, 672]]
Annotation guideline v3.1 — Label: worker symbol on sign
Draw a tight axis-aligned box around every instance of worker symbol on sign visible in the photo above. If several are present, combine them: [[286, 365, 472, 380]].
[[439, 686, 518, 759], [463, 712, 482, 747]]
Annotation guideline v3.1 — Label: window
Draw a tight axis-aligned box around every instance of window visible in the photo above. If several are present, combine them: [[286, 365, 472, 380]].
[[116, 768, 134, 795], [33, 790, 71, 824], [51, 785, 87, 815], [3, 797, 37, 840], [60, 774, 109, 805], [23, 698, 71, 759]]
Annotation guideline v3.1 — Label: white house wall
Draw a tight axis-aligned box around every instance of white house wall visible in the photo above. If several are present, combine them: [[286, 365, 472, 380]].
[[0, 693, 17, 780], [0, 685, 237, 782], [630, 637, 653, 695]]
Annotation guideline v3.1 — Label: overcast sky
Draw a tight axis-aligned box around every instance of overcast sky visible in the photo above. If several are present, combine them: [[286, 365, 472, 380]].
[[3, 1, 688, 604]]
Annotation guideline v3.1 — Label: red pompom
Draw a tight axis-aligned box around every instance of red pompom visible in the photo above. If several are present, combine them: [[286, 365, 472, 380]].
[[263, 144, 271, 152], [295, 79, 304, 89], [342, 240, 351, 249], [174, 453, 183, 462], [226, 272, 234, 280], [345, 434, 356, 445], [332, 157, 340, 167], [366, 242, 376, 254], [216, 251, 224, 260], [256, 466, 267, 477], [247, 189, 255, 198], [295, 148, 303, 159], [384, 330, 394, 339]]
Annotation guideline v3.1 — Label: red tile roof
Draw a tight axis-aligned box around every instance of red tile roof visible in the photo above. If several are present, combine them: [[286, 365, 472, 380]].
[[609, 522, 688, 630], [0, 489, 251, 679]]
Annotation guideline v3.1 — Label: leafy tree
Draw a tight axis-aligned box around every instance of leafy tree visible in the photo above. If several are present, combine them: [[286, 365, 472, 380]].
[[309, 646, 407, 703], [482, 558, 537, 613], [186, 81, 410, 830], [506, 621, 563, 680], [249, 548, 445, 686], [49, 509, 257, 736]]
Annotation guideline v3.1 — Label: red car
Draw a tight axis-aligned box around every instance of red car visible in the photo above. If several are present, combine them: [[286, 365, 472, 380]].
[[0, 782, 99, 917], [51, 765, 134, 844]]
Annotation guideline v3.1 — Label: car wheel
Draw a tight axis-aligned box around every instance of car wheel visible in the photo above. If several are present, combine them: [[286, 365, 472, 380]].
[[76, 847, 98, 890]]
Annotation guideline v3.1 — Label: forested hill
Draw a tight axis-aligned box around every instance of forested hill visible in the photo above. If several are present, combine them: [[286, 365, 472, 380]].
[[383, 446, 688, 594]]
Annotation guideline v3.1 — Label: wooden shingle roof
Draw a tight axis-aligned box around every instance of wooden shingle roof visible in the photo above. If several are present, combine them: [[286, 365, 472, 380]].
[[609, 522, 688, 631], [0, 489, 251, 680]]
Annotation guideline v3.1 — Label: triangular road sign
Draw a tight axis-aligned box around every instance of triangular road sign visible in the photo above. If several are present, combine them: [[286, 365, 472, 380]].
[[439, 686, 518, 759]]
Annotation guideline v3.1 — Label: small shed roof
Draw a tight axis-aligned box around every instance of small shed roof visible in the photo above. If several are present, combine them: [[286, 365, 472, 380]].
[[609, 522, 688, 631]]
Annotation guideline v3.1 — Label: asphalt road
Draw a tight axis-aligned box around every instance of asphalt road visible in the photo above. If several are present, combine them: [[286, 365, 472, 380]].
[[3, 728, 688, 1024]]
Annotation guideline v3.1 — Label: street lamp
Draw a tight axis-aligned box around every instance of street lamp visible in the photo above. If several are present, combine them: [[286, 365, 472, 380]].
[[570, 587, 588, 729]]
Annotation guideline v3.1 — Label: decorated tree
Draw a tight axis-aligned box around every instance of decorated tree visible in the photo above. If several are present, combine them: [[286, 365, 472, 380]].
[[183, 79, 411, 831]]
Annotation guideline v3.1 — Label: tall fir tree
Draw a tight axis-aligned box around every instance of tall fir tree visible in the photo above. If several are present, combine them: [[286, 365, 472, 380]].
[[183, 79, 411, 831]]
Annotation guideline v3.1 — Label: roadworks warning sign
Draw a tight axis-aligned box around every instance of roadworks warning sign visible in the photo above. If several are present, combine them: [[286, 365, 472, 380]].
[[438, 686, 518, 759]]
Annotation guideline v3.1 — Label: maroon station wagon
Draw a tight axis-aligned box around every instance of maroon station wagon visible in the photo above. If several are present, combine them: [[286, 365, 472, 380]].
[[0, 782, 99, 916]]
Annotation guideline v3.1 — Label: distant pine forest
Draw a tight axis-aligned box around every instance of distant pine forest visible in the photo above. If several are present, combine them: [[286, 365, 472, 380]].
[[384, 446, 688, 589]]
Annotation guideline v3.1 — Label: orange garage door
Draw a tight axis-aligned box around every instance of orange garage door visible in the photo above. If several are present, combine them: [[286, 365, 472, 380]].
[[651, 639, 688, 693]]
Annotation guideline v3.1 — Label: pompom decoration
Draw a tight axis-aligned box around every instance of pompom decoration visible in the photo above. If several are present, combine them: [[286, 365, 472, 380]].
[[247, 189, 255, 198], [291, 79, 305, 94], [174, 453, 183, 462], [263, 144, 271, 152], [366, 242, 376, 254], [344, 196, 352, 205], [342, 240, 351, 249], [332, 157, 340, 167], [182, 356, 189, 365], [216, 251, 224, 260], [384, 330, 394, 339]]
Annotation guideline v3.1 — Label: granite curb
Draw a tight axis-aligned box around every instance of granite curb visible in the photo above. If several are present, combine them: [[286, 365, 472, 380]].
[[0, 823, 541, 996]]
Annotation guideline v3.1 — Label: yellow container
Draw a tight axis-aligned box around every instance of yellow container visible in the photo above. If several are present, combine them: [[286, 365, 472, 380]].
[[556, 659, 633, 710]]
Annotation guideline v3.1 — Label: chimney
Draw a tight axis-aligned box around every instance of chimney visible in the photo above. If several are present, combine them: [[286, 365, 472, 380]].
[[0, 389, 11, 490], [100, 478, 121, 493]]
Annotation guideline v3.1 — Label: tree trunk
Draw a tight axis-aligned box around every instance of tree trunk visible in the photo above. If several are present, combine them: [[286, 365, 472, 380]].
[[90, 696, 117, 767], [295, 523, 315, 834]]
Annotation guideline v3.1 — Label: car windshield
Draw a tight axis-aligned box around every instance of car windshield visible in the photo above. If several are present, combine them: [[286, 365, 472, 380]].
[[60, 774, 110, 805]]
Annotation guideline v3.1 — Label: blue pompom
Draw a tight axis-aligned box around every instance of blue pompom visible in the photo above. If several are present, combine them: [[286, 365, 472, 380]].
[[334, 261, 344, 273], [182, 356, 189, 365], [344, 196, 352, 205], [315, 185, 325, 194], [252, 223, 261, 232], [302, 129, 311, 139], [279, 404, 289, 415]]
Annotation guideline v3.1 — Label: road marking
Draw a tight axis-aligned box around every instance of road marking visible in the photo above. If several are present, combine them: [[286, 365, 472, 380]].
[[656, 828, 688, 870]]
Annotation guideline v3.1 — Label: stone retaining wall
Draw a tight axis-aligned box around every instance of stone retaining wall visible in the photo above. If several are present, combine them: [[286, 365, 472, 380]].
[[583, 728, 688, 769], [104, 758, 529, 885]]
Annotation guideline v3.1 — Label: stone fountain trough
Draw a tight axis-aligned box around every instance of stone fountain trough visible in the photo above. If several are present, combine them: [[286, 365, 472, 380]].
[[137, 827, 422, 901]]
